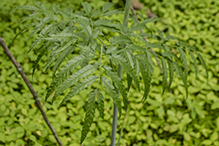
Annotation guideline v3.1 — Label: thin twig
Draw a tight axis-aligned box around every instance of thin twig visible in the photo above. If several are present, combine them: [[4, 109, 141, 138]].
[[0, 36, 63, 146], [130, 5, 163, 74]]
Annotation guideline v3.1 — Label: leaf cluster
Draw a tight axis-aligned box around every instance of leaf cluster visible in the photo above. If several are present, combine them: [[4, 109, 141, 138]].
[[10, 1, 208, 143]]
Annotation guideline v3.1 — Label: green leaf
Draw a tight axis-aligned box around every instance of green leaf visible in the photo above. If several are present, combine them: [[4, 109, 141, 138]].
[[111, 35, 132, 45], [52, 4, 60, 14], [161, 58, 167, 94], [9, 23, 37, 48], [201, 140, 212, 145], [45, 11, 57, 22], [157, 29, 163, 40], [94, 18, 112, 26], [91, 9, 101, 18], [197, 53, 208, 81], [103, 65, 128, 110], [43, 45, 59, 72], [162, 51, 178, 60], [145, 42, 162, 49], [103, 10, 121, 16], [45, 55, 87, 100], [52, 64, 98, 102], [173, 62, 188, 98], [102, 77, 122, 117], [28, 24, 54, 53], [124, 50, 134, 68], [131, 23, 147, 30], [29, 22, 45, 39], [134, 57, 140, 77], [52, 46, 75, 77], [76, 19, 92, 37], [58, 9, 72, 20], [55, 38, 77, 53], [211, 101, 219, 110], [189, 51, 198, 78], [21, 12, 44, 23], [126, 44, 144, 52], [145, 49, 153, 70], [177, 47, 188, 76], [80, 90, 96, 144], [82, 2, 91, 14], [188, 46, 196, 51], [28, 38, 42, 53], [165, 35, 178, 40], [32, 42, 50, 76], [127, 73, 132, 91], [9, 5, 40, 12], [177, 41, 187, 47], [102, 2, 113, 13], [142, 17, 160, 24], [129, 14, 139, 23], [77, 45, 95, 55], [163, 44, 170, 51], [61, 75, 98, 105], [96, 90, 104, 119], [94, 19, 120, 32], [167, 61, 174, 89], [139, 59, 152, 101], [34, 1, 45, 11], [113, 55, 140, 91]]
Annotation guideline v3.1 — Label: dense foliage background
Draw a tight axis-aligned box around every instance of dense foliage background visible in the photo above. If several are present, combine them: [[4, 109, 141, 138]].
[[0, 0, 218, 145]]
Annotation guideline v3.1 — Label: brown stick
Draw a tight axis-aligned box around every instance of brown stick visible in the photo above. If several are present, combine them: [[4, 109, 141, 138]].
[[0, 36, 63, 146], [130, 5, 163, 74]]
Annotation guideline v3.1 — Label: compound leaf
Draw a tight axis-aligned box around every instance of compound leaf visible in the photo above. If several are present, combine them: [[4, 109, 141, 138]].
[[161, 58, 167, 94], [139, 58, 152, 101], [167, 61, 174, 89], [127, 73, 132, 91], [162, 51, 178, 60], [102, 76, 122, 117], [173, 62, 188, 98], [177, 47, 188, 76], [96, 90, 104, 119], [45, 55, 88, 100], [103, 65, 128, 110], [189, 51, 198, 78], [197, 53, 208, 81], [103, 10, 121, 16], [34, 1, 45, 11], [142, 17, 160, 24], [52, 64, 98, 102], [113, 54, 140, 91], [52, 46, 75, 77], [61, 75, 98, 105], [102, 2, 113, 13], [80, 90, 96, 144], [32, 42, 50, 76], [82, 2, 91, 14]]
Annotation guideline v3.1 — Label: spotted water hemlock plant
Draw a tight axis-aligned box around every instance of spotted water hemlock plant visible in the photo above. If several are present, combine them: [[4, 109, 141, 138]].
[[11, 1, 208, 144]]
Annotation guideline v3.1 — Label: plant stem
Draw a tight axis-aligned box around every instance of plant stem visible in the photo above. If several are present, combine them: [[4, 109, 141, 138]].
[[110, 0, 132, 146], [117, 107, 128, 146], [0, 36, 63, 146]]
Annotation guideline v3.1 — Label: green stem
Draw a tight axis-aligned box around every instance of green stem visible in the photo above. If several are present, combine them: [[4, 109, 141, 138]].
[[117, 107, 128, 146], [110, 0, 132, 146]]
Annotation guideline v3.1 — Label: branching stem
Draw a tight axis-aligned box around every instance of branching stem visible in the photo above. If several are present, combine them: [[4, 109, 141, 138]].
[[111, 0, 132, 146], [0, 36, 63, 146]]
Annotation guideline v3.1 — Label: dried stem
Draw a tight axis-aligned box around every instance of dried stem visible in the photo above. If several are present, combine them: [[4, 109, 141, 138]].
[[0, 36, 63, 146]]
